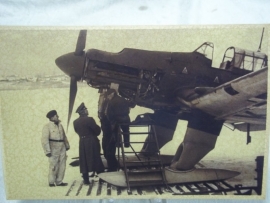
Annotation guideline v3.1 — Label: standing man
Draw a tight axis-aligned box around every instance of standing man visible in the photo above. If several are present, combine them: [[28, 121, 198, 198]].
[[41, 110, 70, 187], [98, 89, 118, 172], [107, 91, 135, 148], [105, 90, 136, 171], [73, 102, 104, 185]]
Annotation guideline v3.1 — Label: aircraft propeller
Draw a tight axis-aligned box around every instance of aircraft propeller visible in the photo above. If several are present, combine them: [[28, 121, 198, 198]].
[[68, 75, 78, 130], [75, 30, 87, 56], [55, 30, 87, 130]]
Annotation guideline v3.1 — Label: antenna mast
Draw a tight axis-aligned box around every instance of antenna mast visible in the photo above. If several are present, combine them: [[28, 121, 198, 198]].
[[258, 27, 264, 52]]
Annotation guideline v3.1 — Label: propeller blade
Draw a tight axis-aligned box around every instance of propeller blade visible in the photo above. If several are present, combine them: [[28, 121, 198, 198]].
[[75, 30, 87, 56], [67, 76, 78, 130]]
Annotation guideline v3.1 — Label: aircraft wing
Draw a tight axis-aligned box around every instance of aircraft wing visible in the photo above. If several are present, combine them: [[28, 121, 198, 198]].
[[185, 67, 267, 130]]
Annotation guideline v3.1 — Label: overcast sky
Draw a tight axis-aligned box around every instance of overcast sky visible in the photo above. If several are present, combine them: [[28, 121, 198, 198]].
[[0, 0, 269, 78], [0, 26, 267, 77]]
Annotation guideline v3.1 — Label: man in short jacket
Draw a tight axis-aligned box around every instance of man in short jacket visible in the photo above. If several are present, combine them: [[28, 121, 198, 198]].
[[41, 110, 70, 187]]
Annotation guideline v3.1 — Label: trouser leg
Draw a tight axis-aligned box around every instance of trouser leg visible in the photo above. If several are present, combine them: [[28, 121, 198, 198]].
[[106, 142, 118, 171], [82, 173, 90, 183], [55, 152, 67, 185], [105, 128, 118, 171], [121, 124, 130, 147], [101, 117, 111, 154], [48, 156, 58, 184]]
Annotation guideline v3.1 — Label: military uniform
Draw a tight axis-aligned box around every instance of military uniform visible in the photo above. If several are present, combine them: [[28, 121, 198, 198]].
[[98, 89, 118, 171], [41, 110, 70, 187], [107, 93, 134, 146], [105, 92, 135, 171], [73, 103, 104, 183]]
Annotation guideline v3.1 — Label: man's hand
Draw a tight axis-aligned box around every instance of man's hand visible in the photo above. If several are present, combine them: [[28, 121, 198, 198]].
[[46, 153, 52, 157]]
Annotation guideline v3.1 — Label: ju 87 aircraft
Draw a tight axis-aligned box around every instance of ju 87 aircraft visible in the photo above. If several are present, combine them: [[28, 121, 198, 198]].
[[55, 29, 267, 189]]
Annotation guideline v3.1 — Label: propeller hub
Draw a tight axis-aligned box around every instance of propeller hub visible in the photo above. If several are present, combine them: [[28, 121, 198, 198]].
[[55, 52, 85, 80]]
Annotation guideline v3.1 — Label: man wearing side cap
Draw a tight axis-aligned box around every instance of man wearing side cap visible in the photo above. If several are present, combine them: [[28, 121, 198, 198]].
[[104, 89, 136, 171], [106, 90, 135, 148], [73, 102, 104, 185], [41, 110, 70, 187]]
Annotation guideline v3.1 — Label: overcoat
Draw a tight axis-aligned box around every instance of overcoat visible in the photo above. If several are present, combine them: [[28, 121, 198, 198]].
[[73, 115, 104, 173]]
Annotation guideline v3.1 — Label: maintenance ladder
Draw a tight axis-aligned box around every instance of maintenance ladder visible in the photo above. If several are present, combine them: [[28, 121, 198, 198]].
[[116, 123, 167, 193]]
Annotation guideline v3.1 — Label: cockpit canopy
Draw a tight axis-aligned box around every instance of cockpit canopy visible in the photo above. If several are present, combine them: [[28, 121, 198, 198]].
[[193, 42, 214, 63], [220, 47, 268, 72]]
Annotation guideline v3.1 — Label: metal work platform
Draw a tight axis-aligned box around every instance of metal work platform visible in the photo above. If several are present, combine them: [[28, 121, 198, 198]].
[[116, 123, 167, 193]]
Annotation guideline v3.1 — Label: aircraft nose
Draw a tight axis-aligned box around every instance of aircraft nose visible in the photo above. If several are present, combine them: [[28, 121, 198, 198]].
[[55, 52, 85, 80]]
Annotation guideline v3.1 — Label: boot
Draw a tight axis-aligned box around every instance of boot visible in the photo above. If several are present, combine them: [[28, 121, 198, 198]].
[[82, 173, 90, 185]]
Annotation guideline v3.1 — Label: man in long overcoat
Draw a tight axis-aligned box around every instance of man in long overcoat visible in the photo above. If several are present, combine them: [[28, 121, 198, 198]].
[[73, 102, 104, 184]]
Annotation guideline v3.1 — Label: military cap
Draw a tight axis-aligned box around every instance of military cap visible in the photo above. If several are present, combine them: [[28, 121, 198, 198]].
[[76, 102, 87, 113], [46, 110, 57, 119]]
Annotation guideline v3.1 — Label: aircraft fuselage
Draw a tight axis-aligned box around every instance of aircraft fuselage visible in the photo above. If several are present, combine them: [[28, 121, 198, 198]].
[[83, 48, 249, 112]]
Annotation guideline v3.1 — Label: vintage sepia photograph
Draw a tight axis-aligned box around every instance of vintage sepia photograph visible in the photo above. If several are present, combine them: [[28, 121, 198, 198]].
[[0, 25, 268, 200]]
